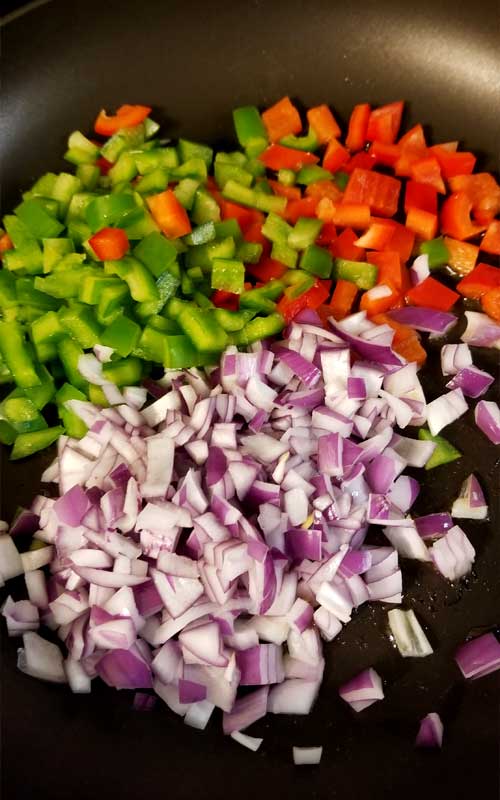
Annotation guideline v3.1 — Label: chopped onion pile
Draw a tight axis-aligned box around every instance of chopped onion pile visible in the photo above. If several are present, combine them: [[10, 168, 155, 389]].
[[0, 309, 498, 754]]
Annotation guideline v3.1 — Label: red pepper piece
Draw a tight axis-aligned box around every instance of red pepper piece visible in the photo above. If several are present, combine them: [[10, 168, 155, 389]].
[[456, 262, 500, 299], [406, 276, 459, 312], [410, 156, 446, 194], [212, 290, 239, 311], [449, 173, 500, 225], [262, 97, 302, 142], [307, 105, 341, 144], [246, 258, 287, 282], [329, 228, 365, 262], [89, 227, 129, 260], [284, 197, 318, 224], [329, 279, 358, 320], [404, 181, 438, 215], [480, 220, 500, 255], [405, 207, 438, 240], [343, 168, 401, 218], [323, 139, 350, 172], [430, 146, 476, 179], [366, 101, 404, 145], [441, 192, 486, 241], [259, 144, 319, 171], [95, 104, 152, 136], [345, 104, 371, 152], [147, 190, 191, 238]]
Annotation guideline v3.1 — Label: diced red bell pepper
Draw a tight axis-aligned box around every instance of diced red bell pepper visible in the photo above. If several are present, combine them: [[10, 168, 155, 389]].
[[147, 190, 191, 238], [345, 104, 371, 152], [360, 283, 402, 316], [368, 250, 409, 293], [307, 105, 341, 144], [410, 156, 446, 194], [456, 262, 500, 299], [304, 279, 332, 309], [443, 237, 479, 276], [317, 199, 371, 229], [323, 139, 350, 173], [268, 179, 302, 201], [343, 152, 377, 173], [243, 221, 269, 259], [222, 201, 263, 233], [343, 168, 401, 218], [284, 197, 318, 224], [329, 228, 365, 261], [0, 233, 13, 254], [395, 124, 428, 176], [95, 104, 152, 136], [277, 293, 308, 323], [96, 156, 113, 176], [259, 144, 319, 171], [305, 180, 343, 203], [371, 312, 426, 365], [366, 101, 404, 145], [89, 227, 129, 260], [404, 180, 438, 215], [440, 192, 486, 241], [480, 220, 500, 255], [354, 223, 395, 250], [434, 141, 458, 153], [330, 279, 358, 320], [406, 276, 459, 311], [430, 146, 476, 179], [369, 141, 401, 168], [316, 222, 337, 246], [405, 207, 438, 241], [246, 258, 288, 282], [262, 96, 302, 142], [378, 220, 415, 263], [398, 124, 427, 149], [449, 173, 500, 224], [211, 290, 240, 311], [481, 287, 500, 321]]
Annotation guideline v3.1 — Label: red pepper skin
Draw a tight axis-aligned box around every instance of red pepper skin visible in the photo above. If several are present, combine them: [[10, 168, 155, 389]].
[[329, 279, 358, 320], [405, 276, 459, 312], [343, 168, 401, 218], [323, 139, 350, 172], [284, 197, 318, 224], [449, 173, 500, 225], [147, 190, 192, 238], [369, 141, 401, 168], [345, 104, 371, 152], [259, 144, 319, 171], [329, 228, 365, 262], [441, 192, 485, 241], [95, 104, 152, 136], [0, 233, 14, 255], [430, 146, 476, 179], [480, 220, 500, 255], [456, 263, 500, 299], [261, 96, 302, 142], [410, 156, 446, 194], [366, 101, 404, 145], [404, 181, 438, 215], [96, 156, 113, 176], [89, 227, 129, 260], [211, 290, 239, 311], [481, 287, 500, 321], [277, 279, 331, 323], [405, 207, 438, 241], [307, 105, 341, 143], [246, 258, 287, 282]]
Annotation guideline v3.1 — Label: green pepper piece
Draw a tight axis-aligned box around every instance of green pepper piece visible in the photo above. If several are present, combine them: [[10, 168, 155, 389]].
[[171, 159, 208, 182], [134, 148, 179, 175], [56, 383, 88, 439], [0, 271, 18, 309], [34, 269, 89, 300], [104, 256, 159, 303], [27, 172, 58, 199], [419, 237, 450, 270], [162, 335, 218, 369], [108, 153, 138, 186], [213, 308, 256, 332], [30, 310, 66, 355], [42, 238, 74, 273], [279, 127, 319, 152], [101, 315, 141, 357], [76, 164, 100, 191], [96, 282, 131, 326], [133, 231, 178, 278], [14, 199, 64, 239], [0, 321, 41, 388], [214, 219, 242, 241], [1, 393, 48, 434], [177, 307, 228, 353], [11, 426, 64, 460], [57, 336, 87, 390], [185, 237, 236, 271], [0, 352, 13, 384], [333, 171, 349, 191], [85, 193, 142, 233], [215, 160, 253, 190], [288, 218, 324, 251], [271, 241, 298, 269], [222, 180, 286, 214], [278, 169, 296, 187], [191, 188, 221, 225], [233, 313, 285, 345], [184, 222, 217, 247], [334, 258, 378, 290], [299, 244, 333, 278], [295, 165, 333, 185], [101, 124, 145, 164], [177, 139, 213, 169], [52, 173, 83, 214], [262, 213, 293, 245], [15, 278, 60, 310], [59, 303, 103, 348], [135, 168, 169, 196], [25, 365, 55, 410], [0, 419, 17, 445], [233, 106, 268, 148], [235, 241, 263, 264], [135, 325, 168, 363], [418, 428, 462, 470], [211, 258, 245, 295], [134, 270, 180, 318], [102, 357, 142, 386], [64, 131, 99, 165], [173, 178, 201, 211]]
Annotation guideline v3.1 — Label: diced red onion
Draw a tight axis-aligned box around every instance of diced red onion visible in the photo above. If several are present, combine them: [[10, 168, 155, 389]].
[[426, 389, 468, 436], [415, 513, 454, 540], [223, 685, 269, 734], [415, 713, 443, 748], [388, 307, 457, 335], [338, 667, 383, 712], [388, 609, 433, 657], [440, 343, 472, 377], [410, 254, 430, 285], [451, 474, 488, 520], [17, 631, 66, 683], [461, 311, 500, 349], [446, 366, 494, 398], [292, 746, 323, 765], [429, 525, 475, 581], [230, 731, 263, 751], [455, 632, 500, 679], [475, 400, 500, 444]]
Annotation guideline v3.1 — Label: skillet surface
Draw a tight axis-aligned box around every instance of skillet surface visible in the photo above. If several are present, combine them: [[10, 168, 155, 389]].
[[1, 2, 499, 798]]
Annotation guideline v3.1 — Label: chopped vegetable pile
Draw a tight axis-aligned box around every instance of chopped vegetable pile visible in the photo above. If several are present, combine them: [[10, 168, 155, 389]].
[[1, 98, 499, 461], [0, 97, 499, 761]]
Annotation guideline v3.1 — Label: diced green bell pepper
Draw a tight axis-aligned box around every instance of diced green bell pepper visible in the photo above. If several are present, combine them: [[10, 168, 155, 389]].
[[300, 244, 333, 278], [185, 237, 236, 271], [10, 426, 64, 460], [333, 171, 349, 191], [52, 173, 83, 214], [334, 258, 378, 290], [177, 139, 213, 169], [101, 124, 145, 164], [85, 193, 142, 232], [184, 222, 217, 247], [0, 271, 18, 309], [96, 282, 130, 325], [134, 270, 181, 318], [233, 106, 268, 148], [171, 158, 208, 182], [163, 335, 218, 369], [0, 321, 41, 388], [232, 312, 285, 345], [104, 256, 159, 303], [134, 147, 179, 175], [135, 168, 169, 196], [133, 231, 178, 278], [222, 180, 286, 214], [418, 428, 461, 469], [108, 153, 138, 186], [280, 127, 319, 152], [0, 419, 17, 445], [42, 238, 74, 273], [295, 165, 333, 185], [102, 356, 142, 386], [278, 168, 296, 187], [191, 188, 221, 225], [76, 164, 100, 191], [211, 258, 245, 294], [214, 219, 242, 241], [288, 218, 323, 251], [59, 303, 103, 348], [271, 241, 298, 269], [173, 178, 201, 210], [262, 213, 293, 245], [15, 278, 60, 310], [213, 308, 256, 332], [419, 237, 450, 270], [177, 307, 228, 353], [235, 241, 263, 264], [56, 383, 88, 438], [101, 315, 141, 357], [1, 392, 48, 434], [57, 336, 87, 390]]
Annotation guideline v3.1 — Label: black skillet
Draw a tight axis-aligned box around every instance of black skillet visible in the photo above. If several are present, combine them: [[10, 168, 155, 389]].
[[1, 2, 499, 798]]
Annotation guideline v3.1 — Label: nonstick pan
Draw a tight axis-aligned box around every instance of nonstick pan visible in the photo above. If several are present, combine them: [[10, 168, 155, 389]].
[[1, 2, 499, 798]]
